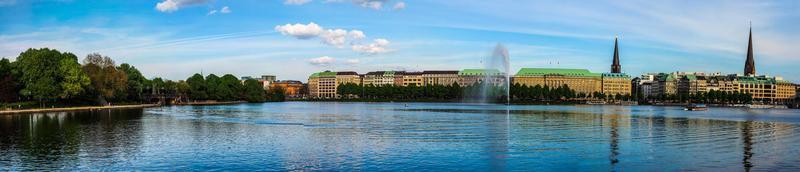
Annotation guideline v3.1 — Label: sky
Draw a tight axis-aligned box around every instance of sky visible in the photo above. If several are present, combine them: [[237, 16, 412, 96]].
[[1, 0, 799, 82]]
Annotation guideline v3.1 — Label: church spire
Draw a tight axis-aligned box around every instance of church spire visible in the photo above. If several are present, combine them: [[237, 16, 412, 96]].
[[744, 23, 756, 76], [611, 35, 621, 73]]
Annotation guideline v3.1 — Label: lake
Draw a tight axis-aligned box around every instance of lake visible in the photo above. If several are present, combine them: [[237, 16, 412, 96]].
[[2, 102, 800, 171]]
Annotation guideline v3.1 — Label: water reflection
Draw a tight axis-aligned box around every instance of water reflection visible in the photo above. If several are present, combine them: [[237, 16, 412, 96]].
[[1, 103, 799, 171], [0, 109, 144, 170]]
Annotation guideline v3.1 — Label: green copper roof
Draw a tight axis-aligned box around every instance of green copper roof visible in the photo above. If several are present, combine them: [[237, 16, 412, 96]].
[[459, 69, 503, 76], [737, 76, 776, 84], [515, 68, 601, 77], [309, 71, 336, 78], [602, 73, 631, 78]]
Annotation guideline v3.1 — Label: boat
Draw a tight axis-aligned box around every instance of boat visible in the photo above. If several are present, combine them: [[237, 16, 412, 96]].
[[684, 103, 707, 111]]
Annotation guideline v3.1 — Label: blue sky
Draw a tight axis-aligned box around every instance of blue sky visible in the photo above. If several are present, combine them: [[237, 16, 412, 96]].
[[1, 0, 798, 82]]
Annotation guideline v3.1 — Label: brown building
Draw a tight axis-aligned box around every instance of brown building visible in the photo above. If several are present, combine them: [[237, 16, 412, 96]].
[[270, 80, 304, 98]]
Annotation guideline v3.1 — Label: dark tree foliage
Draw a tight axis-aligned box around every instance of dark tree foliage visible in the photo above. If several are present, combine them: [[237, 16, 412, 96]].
[[243, 79, 266, 102], [0, 58, 19, 102], [186, 73, 207, 100], [205, 74, 221, 100]]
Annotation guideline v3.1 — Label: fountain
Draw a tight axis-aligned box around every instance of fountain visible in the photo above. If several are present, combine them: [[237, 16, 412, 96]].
[[478, 43, 511, 104]]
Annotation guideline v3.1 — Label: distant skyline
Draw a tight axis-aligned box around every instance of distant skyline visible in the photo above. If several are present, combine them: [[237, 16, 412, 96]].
[[1, 0, 799, 82]]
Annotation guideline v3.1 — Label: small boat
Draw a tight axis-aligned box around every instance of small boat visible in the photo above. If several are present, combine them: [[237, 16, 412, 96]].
[[684, 103, 708, 111]]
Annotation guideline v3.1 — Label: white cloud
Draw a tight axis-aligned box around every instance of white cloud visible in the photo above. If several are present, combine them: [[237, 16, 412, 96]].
[[275, 22, 324, 39], [155, 0, 209, 13], [320, 29, 349, 46], [348, 30, 366, 39], [392, 2, 405, 10], [352, 38, 390, 54], [207, 10, 217, 15], [275, 23, 382, 52], [308, 56, 336, 66], [220, 6, 231, 13], [285, 0, 312, 5]]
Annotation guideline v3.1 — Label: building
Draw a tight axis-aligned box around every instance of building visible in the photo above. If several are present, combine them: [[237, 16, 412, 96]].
[[512, 68, 602, 94], [512, 38, 631, 96], [270, 80, 304, 98], [602, 73, 632, 96], [363, 71, 397, 86], [458, 69, 506, 86], [401, 72, 424, 86], [336, 71, 361, 85], [308, 71, 337, 98], [422, 70, 459, 86], [635, 74, 656, 98]]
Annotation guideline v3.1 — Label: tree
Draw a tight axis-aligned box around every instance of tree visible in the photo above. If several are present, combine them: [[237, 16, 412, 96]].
[[119, 63, 148, 102], [15, 48, 90, 104], [0, 58, 19, 102], [186, 73, 207, 100], [205, 74, 221, 100], [220, 74, 242, 101], [267, 86, 286, 102], [82, 53, 128, 104], [243, 79, 265, 102]]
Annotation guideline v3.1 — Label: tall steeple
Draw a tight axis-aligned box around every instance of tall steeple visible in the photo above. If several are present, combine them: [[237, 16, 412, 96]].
[[611, 36, 621, 73], [744, 23, 756, 76]]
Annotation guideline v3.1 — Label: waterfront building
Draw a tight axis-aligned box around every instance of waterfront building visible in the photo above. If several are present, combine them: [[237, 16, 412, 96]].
[[401, 72, 424, 86], [512, 68, 602, 94], [363, 71, 397, 86], [308, 71, 337, 98], [270, 80, 304, 98], [458, 69, 506, 86], [602, 73, 632, 96], [336, 71, 361, 85], [634, 74, 657, 98], [512, 38, 631, 96], [421, 70, 459, 86]]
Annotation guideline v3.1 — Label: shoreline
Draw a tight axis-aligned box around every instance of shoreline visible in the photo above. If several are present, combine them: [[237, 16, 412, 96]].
[[0, 104, 161, 115], [0, 101, 252, 115]]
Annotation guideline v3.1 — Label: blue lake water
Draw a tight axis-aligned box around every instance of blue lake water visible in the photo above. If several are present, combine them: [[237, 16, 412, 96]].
[[2, 102, 800, 171]]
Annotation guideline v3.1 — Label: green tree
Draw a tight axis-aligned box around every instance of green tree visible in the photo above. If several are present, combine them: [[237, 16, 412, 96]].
[[118, 63, 148, 101], [220, 74, 242, 101], [205, 74, 221, 100], [243, 79, 266, 102], [15, 48, 90, 104], [186, 73, 207, 100]]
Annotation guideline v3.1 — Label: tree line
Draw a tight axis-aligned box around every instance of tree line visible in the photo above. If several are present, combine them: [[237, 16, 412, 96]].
[[0, 48, 284, 108]]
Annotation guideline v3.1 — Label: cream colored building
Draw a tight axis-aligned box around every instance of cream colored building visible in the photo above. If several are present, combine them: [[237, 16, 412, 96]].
[[421, 70, 459, 86], [308, 71, 337, 98], [458, 69, 506, 86], [363, 71, 396, 86], [512, 68, 603, 95], [602, 73, 632, 96], [401, 72, 424, 86]]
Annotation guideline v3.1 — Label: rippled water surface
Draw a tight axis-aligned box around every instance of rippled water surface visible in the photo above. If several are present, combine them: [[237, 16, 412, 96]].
[[2, 102, 800, 171]]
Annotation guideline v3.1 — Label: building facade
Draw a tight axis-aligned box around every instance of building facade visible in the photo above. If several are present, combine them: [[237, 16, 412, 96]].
[[421, 70, 459, 86], [308, 71, 337, 98], [458, 69, 506, 86], [512, 68, 603, 94], [602, 73, 632, 96], [270, 80, 304, 98], [401, 72, 424, 86], [363, 71, 397, 86]]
